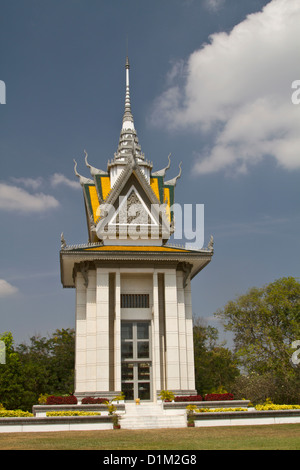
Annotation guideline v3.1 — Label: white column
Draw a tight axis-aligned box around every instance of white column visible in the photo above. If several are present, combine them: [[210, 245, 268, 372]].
[[75, 272, 86, 394], [96, 268, 110, 392], [114, 270, 121, 392], [164, 269, 180, 390], [85, 270, 97, 392], [176, 271, 188, 390], [184, 277, 196, 391], [152, 271, 161, 400]]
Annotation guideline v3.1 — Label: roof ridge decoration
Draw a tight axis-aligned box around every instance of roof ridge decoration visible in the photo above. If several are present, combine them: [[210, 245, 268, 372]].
[[84, 150, 107, 176], [164, 161, 182, 186], [103, 159, 161, 208], [73, 159, 94, 185], [152, 153, 171, 177]]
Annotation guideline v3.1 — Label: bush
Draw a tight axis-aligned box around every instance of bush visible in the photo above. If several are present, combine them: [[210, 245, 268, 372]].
[[38, 394, 50, 404], [204, 393, 234, 401], [81, 397, 109, 404], [174, 395, 203, 402], [158, 390, 175, 402], [46, 395, 77, 405]]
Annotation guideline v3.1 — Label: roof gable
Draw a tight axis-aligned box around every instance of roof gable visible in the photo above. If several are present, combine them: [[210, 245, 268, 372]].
[[96, 163, 171, 243]]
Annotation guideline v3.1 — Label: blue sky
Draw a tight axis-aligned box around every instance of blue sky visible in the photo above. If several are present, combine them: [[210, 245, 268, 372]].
[[0, 0, 299, 346]]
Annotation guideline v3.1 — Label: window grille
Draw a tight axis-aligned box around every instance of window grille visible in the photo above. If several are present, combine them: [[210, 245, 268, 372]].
[[121, 294, 149, 308]]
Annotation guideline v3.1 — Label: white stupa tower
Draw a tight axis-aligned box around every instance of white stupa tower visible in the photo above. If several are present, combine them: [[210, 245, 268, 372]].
[[60, 57, 213, 402]]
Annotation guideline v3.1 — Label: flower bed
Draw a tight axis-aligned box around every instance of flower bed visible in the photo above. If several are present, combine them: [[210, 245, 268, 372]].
[[196, 407, 248, 412], [81, 397, 109, 404], [46, 411, 101, 417], [46, 395, 77, 405], [0, 410, 33, 417], [204, 393, 234, 401], [255, 404, 300, 411], [174, 395, 203, 402]]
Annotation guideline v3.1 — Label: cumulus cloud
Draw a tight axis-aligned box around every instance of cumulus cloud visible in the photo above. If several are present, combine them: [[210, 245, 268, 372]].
[[0, 279, 18, 298], [50, 173, 80, 190], [0, 183, 59, 212], [151, 0, 300, 175]]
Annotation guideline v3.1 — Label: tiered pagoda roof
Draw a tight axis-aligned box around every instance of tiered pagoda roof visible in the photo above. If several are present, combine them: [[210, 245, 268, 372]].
[[60, 57, 213, 288], [72, 57, 182, 244]]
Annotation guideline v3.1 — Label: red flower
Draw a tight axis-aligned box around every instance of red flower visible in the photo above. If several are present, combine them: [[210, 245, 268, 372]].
[[204, 393, 234, 401], [46, 395, 77, 405]]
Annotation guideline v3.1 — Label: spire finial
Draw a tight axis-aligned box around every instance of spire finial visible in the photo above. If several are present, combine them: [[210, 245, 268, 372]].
[[122, 54, 134, 130]]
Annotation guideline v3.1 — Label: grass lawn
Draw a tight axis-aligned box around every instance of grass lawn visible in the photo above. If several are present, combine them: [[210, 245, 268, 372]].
[[0, 423, 299, 450]]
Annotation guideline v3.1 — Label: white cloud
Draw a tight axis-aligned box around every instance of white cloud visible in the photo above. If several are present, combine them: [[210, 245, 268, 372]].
[[0, 183, 59, 212], [0, 279, 18, 298], [204, 0, 225, 12], [51, 173, 80, 190], [151, 0, 300, 175], [10, 177, 44, 190]]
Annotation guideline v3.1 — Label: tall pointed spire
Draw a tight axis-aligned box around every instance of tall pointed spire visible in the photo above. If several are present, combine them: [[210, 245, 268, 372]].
[[108, 56, 153, 184], [122, 56, 134, 130], [113, 56, 143, 161]]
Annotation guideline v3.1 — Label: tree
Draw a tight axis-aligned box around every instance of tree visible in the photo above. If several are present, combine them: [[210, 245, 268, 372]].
[[0, 328, 75, 411], [17, 328, 75, 399], [193, 318, 240, 395], [47, 328, 75, 395], [216, 277, 300, 374], [0, 332, 24, 410], [215, 277, 300, 403]]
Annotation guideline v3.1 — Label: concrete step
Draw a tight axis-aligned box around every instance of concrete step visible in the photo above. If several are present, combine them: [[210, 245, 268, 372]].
[[120, 403, 187, 429]]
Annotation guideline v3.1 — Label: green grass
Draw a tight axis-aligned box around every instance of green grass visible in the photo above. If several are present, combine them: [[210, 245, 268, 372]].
[[0, 424, 300, 450]]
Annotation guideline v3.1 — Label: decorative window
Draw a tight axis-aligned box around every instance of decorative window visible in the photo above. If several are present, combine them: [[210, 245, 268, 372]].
[[121, 294, 149, 308]]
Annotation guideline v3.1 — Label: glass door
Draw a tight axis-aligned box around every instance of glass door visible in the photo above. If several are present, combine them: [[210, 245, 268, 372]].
[[121, 321, 152, 401]]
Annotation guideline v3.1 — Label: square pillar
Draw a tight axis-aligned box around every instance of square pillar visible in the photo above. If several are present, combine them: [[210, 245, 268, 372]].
[[86, 270, 97, 391], [96, 268, 110, 392], [184, 277, 196, 391], [152, 271, 161, 399], [176, 271, 188, 390], [114, 270, 121, 392], [75, 272, 87, 394], [164, 269, 181, 390]]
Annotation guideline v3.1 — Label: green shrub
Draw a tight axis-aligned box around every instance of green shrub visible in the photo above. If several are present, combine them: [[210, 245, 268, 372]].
[[38, 394, 51, 404], [158, 390, 175, 402]]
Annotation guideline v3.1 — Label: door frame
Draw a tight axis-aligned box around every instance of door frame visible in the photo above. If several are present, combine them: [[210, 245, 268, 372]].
[[121, 320, 152, 401]]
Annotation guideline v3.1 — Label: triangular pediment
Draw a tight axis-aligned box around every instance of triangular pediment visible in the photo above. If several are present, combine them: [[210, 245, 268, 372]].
[[109, 185, 158, 227], [96, 165, 171, 243]]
